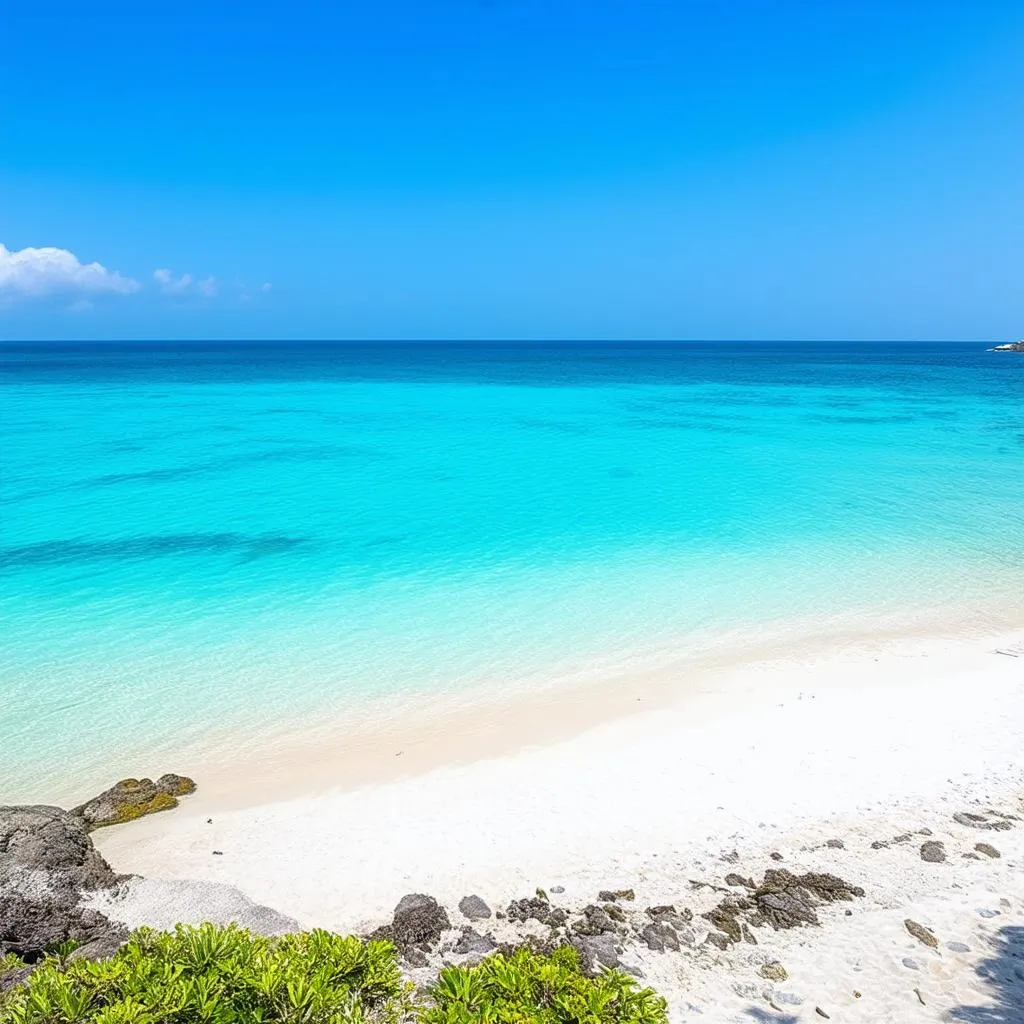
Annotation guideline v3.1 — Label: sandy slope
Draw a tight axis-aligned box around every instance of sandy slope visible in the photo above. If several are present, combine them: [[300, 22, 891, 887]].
[[93, 629, 1024, 1022]]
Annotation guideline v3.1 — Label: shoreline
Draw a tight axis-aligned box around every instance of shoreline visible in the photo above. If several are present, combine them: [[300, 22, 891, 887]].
[[27, 600, 1021, 813]]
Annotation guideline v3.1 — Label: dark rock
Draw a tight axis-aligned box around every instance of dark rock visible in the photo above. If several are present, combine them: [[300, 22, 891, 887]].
[[458, 895, 491, 920], [962, 853, 981, 861], [700, 869, 865, 945], [0, 805, 126, 962], [572, 933, 620, 973], [402, 947, 429, 968], [0, 964, 35, 993], [646, 904, 676, 917], [506, 897, 564, 927], [920, 841, 946, 863], [639, 922, 679, 953], [770, 852, 784, 861], [704, 932, 731, 951], [572, 905, 617, 936], [815, 1007, 830, 1019], [597, 889, 635, 902], [392, 894, 450, 949], [0, 805, 118, 890], [975, 843, 1001, 859], [741, 924, 757, 945], [724, 873, 754, 889], [602, 904, 626, 923], [720, 851, 740, 864], [452, 927, 496, 956], [825, 839, 845, 850], [870, 840, 889, 850], [905, 919, 938, 949], [953, 812, 1012, 832], [919, 828, 933, 836], [0, 894, 128, 961], [72, 776, 196, 831], [947, 941, 971, 953], [893, 833, 912, 844], [902, 957, 920, 971], [759, 961, 788, 982], [550, 886, 565, 894]]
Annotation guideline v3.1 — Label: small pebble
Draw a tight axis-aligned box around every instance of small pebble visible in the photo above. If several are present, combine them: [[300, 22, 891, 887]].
[[947, 942, 971, 953], [770, 852, 783, 861], [902, 957, 920, 971], [212, 850, 223, 856], [977, 908, 1001, 919], [825, 839, 844, 849], [550, 885, 565, 894]]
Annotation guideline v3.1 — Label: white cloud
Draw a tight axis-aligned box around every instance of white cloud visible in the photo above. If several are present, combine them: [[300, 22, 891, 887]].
[[154, 268, 194, 295], [260, 282, 272, 292], [0, 243, 139, 299], [198, 276, 218, 298]]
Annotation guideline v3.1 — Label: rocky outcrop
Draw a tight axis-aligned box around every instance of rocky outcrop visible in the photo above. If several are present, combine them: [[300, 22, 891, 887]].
[[72, 775, 196, 830], [990, 341, 1024, 352], [699, 869, 865, 948], [0, 805, 127, 962]]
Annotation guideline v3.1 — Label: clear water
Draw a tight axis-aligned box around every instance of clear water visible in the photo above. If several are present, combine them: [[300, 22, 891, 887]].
[[2, 342, 1022, 801]]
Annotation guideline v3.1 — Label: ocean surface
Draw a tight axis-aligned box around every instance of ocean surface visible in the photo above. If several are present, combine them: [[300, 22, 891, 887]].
[[2, 341, 1022, 803]]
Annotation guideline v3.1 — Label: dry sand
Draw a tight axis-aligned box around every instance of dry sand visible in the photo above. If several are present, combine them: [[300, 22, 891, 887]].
[[91, 627, 1024, 1022]]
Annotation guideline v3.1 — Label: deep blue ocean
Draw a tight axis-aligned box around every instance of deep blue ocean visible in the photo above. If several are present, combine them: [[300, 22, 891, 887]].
[[2, 341, 1022, 801]]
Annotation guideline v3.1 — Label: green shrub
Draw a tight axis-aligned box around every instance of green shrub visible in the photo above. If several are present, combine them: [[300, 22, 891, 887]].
[[0, 923, 409, 1024], [418, 946, 668, 1024], [0, 927, 669, 1024]]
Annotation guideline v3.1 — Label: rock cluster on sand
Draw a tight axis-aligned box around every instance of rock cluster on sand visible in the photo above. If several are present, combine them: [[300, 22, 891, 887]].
[[72, 775, 196, 830], [0, 805, 127, 964]]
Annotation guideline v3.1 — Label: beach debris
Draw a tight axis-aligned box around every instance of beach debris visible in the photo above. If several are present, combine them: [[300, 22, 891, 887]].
[[919, 841, 946, 863], [914, 987, 926, 1006], [212, 850, 223, 855], [815, 1007, 831, 1019], [458, 895, 492, 920], [947, 941, 971, 953], [452, 926, 496, 956], [904, 919, 938, 949], [388, 893, 451, 950], [953, 811, 1013, 831], [759, 961, 788, 982], [72, 774, 196, 830], [598, 888, 635, 902], [0, 804, 126, 962]]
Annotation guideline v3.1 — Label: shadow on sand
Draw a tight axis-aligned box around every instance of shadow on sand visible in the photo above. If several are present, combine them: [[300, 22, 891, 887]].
[[950, 925, 1024, 1023]]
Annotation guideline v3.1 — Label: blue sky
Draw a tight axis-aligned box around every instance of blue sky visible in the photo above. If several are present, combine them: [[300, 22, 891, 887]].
[[1, 1, 1022, 340]]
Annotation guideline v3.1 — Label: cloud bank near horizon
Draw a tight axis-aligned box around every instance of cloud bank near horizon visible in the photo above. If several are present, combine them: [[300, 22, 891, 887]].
[[0, 243, 140, 300]]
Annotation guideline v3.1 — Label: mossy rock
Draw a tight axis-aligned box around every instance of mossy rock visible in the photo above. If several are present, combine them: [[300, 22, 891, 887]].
[[71, 774, 196, 830]]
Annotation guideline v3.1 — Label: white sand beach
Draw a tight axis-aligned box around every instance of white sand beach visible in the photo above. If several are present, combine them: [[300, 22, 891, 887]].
[[90, 627, 1024, 1022]]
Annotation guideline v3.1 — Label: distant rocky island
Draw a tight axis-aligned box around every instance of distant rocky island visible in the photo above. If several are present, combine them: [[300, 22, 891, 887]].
[[990, 340, 1024, 352]]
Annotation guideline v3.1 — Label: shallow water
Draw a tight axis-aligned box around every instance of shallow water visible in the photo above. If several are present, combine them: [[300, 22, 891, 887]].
[[2, 341, 1021, 801]]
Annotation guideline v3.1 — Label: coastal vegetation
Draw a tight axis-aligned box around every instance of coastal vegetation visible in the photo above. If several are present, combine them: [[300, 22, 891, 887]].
[[0, 925, 668, 1024]]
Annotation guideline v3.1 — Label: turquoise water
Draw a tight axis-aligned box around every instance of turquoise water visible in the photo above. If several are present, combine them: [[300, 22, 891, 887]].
[[2, 342, 1022, 801]]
